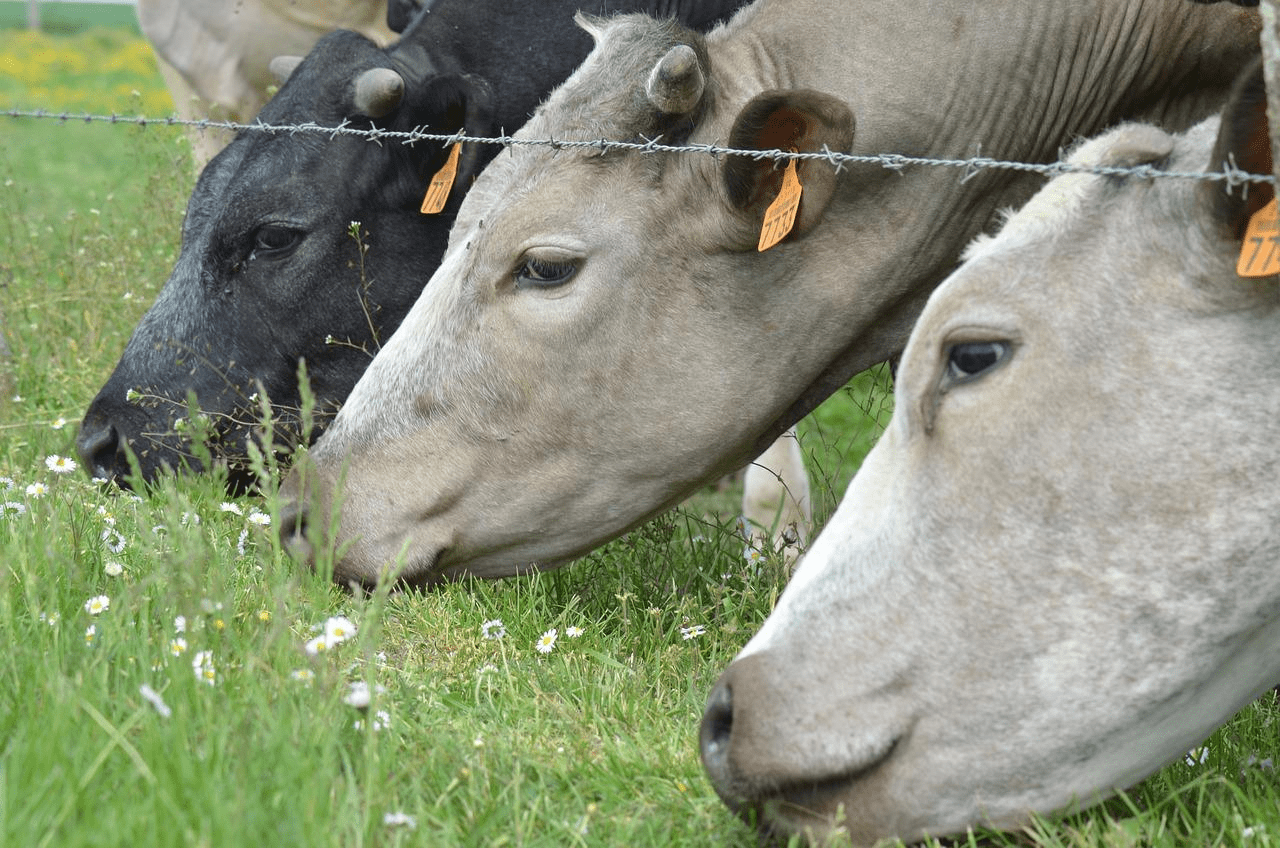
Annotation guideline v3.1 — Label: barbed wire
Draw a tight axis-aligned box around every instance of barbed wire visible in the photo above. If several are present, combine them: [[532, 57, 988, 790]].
[[5, 107, 1276, 188]]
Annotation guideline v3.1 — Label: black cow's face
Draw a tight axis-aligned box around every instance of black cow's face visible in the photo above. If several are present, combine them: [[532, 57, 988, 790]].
[[76, 31, 469, 489], [77, 0, 753, 490]]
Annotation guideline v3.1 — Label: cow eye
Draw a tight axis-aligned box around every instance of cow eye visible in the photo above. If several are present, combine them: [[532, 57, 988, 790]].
[[945, 341, 1009, 382], [514, 255, 577, 289], [252, 225, 303, 256]]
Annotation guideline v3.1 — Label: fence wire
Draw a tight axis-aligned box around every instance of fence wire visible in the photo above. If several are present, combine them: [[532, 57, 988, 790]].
[[5, 107, 1277, 188]]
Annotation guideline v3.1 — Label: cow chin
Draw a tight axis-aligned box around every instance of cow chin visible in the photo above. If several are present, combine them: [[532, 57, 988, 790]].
[[333, 537, 448, 591], [278, 473, 453, 590], [708, 738, 918, 847]]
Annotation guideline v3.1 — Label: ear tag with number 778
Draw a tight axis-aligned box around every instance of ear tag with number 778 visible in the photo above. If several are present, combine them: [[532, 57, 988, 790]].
[[1237, 196, 1280, 277], [757, 156, 803, 252]]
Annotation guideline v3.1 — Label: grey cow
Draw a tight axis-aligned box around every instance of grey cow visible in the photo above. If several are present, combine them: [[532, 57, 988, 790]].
[[278, 0, 1261, 589]]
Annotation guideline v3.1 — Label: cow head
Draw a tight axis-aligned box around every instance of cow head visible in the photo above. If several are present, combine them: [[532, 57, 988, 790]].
[[76, 28, 491, 489], [700, 59, 1280, 844], [277, 15, 856, 585]]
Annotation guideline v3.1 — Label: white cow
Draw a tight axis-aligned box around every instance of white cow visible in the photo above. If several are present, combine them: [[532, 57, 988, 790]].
[[136, 0, 394, 167], [702, 60, 1280, 844]]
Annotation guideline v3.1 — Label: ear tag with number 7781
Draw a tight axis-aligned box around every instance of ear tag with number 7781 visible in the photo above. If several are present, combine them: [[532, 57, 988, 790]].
[[757, 156, 803, 252], [1237, 196, 1280, 277]]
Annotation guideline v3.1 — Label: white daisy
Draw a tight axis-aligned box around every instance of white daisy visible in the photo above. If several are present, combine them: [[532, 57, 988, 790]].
[[44, 455, 76, 474], [324, 616, 357, 644], [343, 680, 387, 708], [192, 650, 216, 685], [101, 527, 126, 553], [382, 812, 417, 830]]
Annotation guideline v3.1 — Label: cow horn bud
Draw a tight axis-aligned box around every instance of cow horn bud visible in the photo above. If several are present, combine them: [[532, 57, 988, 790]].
[[645, 44, 703, 115], [269, 55, 303, 84], [353, 67, 405, 118]]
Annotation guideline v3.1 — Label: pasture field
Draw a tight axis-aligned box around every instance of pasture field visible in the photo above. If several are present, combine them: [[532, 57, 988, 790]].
[[0, 25, 1278, 848], [0, 2, 140, 35]]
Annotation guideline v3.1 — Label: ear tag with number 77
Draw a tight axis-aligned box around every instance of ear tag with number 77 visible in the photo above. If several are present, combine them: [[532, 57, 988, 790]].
[[420, 142, 462, 215], [1237, 196, 1280, 277], [757, 156, 803, 252]]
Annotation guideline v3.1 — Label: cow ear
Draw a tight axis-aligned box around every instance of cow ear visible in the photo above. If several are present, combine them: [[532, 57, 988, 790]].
[[722, 90, 854, 247], [1204, 56, 1272, 239], [269, 55, 303, 85], [386, 0, 425, 34], [416, 73, 494, 192]]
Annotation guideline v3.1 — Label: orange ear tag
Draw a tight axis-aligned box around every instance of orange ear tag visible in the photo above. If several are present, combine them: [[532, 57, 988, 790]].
[[757, 157, 803, 252], [420, 142, 462, 214], [1237, 196, 1280, 277]]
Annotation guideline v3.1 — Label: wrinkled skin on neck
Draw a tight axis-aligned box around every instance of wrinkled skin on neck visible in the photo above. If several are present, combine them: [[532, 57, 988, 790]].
[[76, 0, 750, 489], [280, 0, 1260, 585], [701, 113, 1280, 843]]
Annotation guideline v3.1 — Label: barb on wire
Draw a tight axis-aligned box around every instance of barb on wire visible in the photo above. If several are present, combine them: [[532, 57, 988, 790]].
[[3, 107, 1276, 187]]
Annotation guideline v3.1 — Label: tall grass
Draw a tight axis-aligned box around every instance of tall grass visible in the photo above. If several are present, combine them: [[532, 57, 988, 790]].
[[0, 24, 1277, 848]]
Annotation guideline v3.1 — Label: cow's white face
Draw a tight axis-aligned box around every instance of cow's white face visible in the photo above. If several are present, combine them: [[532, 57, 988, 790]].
[[700, 111, 1280, 842]]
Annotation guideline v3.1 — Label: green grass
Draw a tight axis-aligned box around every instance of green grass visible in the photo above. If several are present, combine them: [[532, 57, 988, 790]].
[[1, 25, 1278, 848], [0, 2, 140, 34]]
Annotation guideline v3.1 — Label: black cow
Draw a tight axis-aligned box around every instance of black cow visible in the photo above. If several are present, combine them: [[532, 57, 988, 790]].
[[77, 0, 750, 487]]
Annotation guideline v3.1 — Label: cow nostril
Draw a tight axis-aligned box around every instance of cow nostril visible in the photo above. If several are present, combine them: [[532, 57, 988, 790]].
[[75, 420, 121, 479], [277, 498, 314, 563], [700, 680, 735, 773]]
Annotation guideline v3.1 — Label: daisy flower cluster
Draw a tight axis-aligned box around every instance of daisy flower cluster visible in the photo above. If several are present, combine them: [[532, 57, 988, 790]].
[[295, 615, 393, 730], [219, 501, 272, 557], [159, 612, 222, 685], [478, 618, 588, 656], [0, 495, 25, 518], [304, 615, 357, 656], [343, 677, 390, 732], [75, 590, 113, 646], [1, 453, 84, 513]]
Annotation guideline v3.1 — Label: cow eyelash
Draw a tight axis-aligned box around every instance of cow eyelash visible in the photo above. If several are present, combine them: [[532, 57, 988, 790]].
[[251, 225, 303, 257], [944, 341, 1010, 383], [514, 255, 577, 288]]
